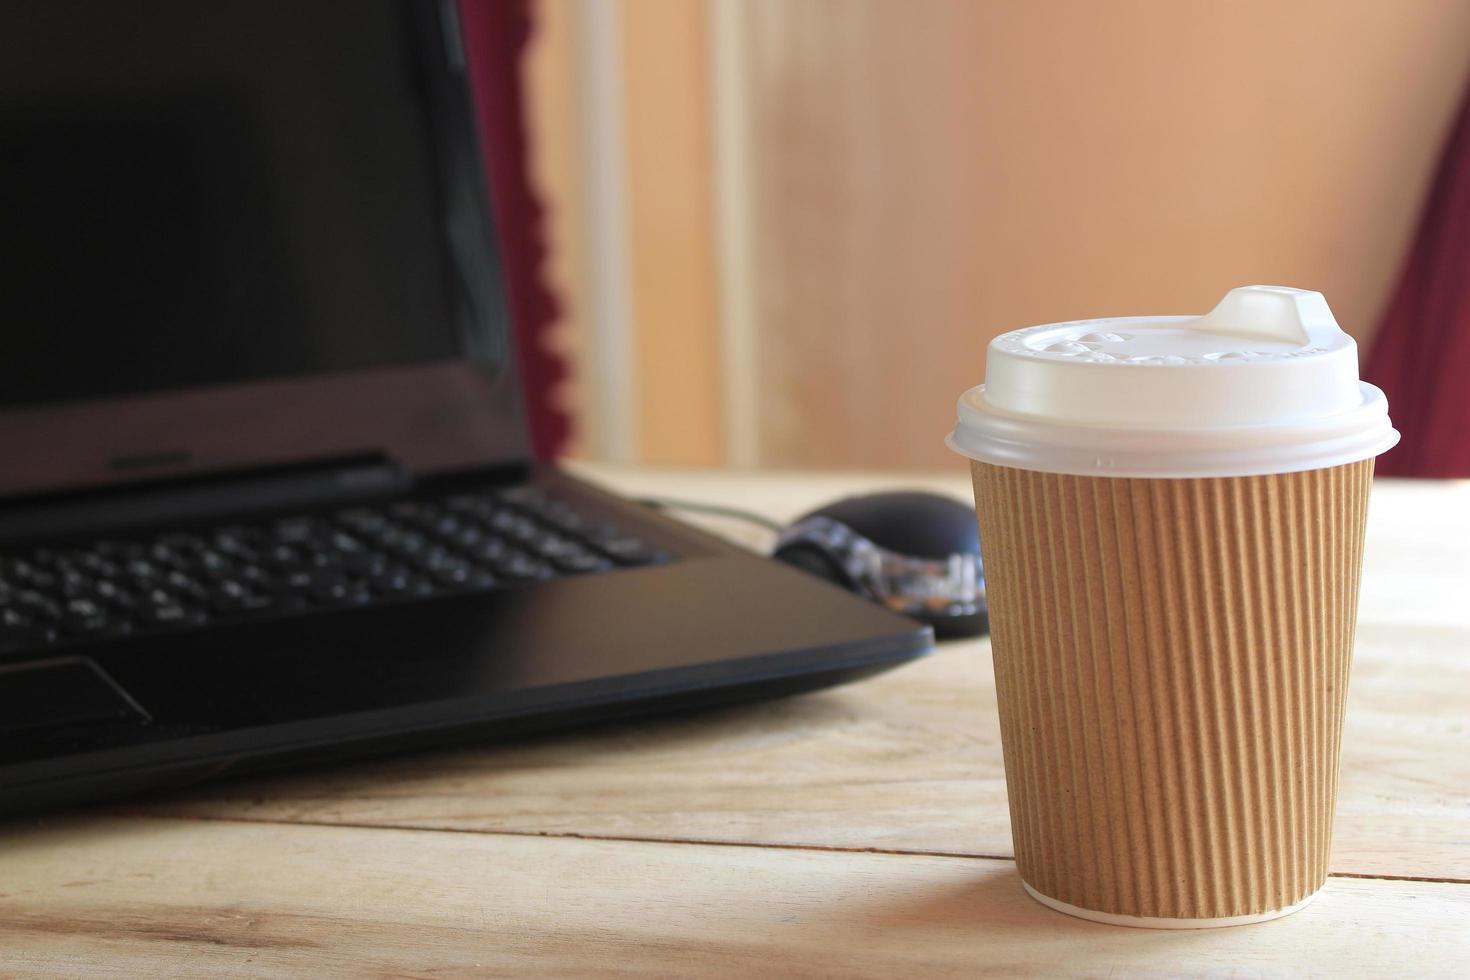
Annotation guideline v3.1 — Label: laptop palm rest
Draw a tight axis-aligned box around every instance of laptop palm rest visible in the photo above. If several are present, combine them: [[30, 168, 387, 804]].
[[0, 657, 150, 736]]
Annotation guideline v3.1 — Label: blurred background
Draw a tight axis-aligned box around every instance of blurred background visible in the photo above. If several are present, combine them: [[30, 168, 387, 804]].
[[499, 0, 1470, 472]]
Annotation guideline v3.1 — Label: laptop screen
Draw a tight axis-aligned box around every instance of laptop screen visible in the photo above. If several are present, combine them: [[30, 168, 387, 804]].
[[0, 0, 508, 411]]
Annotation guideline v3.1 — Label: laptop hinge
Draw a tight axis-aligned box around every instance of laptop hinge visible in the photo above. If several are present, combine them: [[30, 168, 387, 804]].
[[0, 456, 413, 548]]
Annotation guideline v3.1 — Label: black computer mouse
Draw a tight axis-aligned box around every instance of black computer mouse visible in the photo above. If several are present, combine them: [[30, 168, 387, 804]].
[[773, 492, 987, 639]]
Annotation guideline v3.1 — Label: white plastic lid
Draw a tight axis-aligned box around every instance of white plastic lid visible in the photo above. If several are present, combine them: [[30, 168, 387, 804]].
[[947, 285, 1399, 478]]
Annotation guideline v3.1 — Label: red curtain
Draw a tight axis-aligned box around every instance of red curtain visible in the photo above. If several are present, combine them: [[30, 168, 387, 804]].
[[458, 0, 570, 460], [1365, 86, 1470, 477]]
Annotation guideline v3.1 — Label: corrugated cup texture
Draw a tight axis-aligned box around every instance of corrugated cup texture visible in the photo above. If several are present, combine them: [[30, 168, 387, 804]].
[[971, 459, 1373, 921]]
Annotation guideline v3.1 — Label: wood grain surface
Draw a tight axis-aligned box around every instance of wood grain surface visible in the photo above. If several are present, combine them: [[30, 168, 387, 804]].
[[3, 816, 1466, 978], [4, 467, 1466, 976]]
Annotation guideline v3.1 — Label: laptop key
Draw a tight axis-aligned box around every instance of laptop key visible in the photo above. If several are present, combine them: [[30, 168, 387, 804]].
[[540, 510, 591, 535], [138, 602, 206, 629], [231, 593, 280, 616], [469, 538, 513, 563], [18, 567, 58, 590], [148, 542, 188, 567], [194, 551, 234, 577], [93, 581, 138, 612], [3, 558, 36, 580], [360, 566, 436, 598], [327, 531, 363, 554], [552, 552, 614, 575], [596, 537, 671, 566], [164, 569, 209, 599], [78, 553, 120, 578], [14, 590, 60, 622], [447, 525, 485, 550], [464, 570, 498, 591], [212, 528, 259, 554], [385, 530, 430, 558], [343, 551, 393, 578], [368, 568, 415, 596], [527, 534, 581, 559], [492, 555, 556, 582], [60, 598, 118, 636], [0, 609, 52, 648], [307, 576, 371, 607], [431, 565, 467, 587], [57, 570, 95, 598], [488, 510, 530, 534], [272, 517, 320, 543], [206, 580, 265, 612], [414, 546, 458, 571], [304, 549, 345, 569], [235, 563, 275, 588], [263, 544, 303, 568]]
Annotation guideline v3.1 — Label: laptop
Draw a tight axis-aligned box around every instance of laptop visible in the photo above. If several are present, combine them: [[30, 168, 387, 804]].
[[0, 0, 932, 814]]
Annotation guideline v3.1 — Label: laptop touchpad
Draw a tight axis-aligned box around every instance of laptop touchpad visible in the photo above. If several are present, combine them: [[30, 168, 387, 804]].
[[0, 657, 150, 735]]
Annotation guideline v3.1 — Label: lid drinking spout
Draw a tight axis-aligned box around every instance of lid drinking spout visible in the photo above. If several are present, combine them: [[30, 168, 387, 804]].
[[1189, 285, 1335, 346]]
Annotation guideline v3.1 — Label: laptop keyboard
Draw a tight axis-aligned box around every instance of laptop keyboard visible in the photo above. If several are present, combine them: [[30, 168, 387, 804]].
[[0, 484, 673, 657]]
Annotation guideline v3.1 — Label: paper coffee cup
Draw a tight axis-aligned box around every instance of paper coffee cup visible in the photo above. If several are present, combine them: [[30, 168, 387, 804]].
[[947, 286, 1398, 927]]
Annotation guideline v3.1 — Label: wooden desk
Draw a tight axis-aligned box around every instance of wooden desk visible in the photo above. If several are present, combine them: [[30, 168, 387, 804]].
[[4, 467, 1467, 977]]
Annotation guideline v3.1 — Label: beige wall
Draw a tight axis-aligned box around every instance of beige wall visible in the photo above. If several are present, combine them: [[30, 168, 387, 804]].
[[621, 0, 725, 466], [527, 0, 1470, 469]]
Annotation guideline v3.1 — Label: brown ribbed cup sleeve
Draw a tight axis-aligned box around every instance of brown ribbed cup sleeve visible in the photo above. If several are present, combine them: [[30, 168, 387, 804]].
[[970, 459, 1373, 920]]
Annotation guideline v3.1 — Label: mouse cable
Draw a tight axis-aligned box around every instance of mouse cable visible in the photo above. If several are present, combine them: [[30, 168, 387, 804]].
[[635, 497, 785, 533]]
